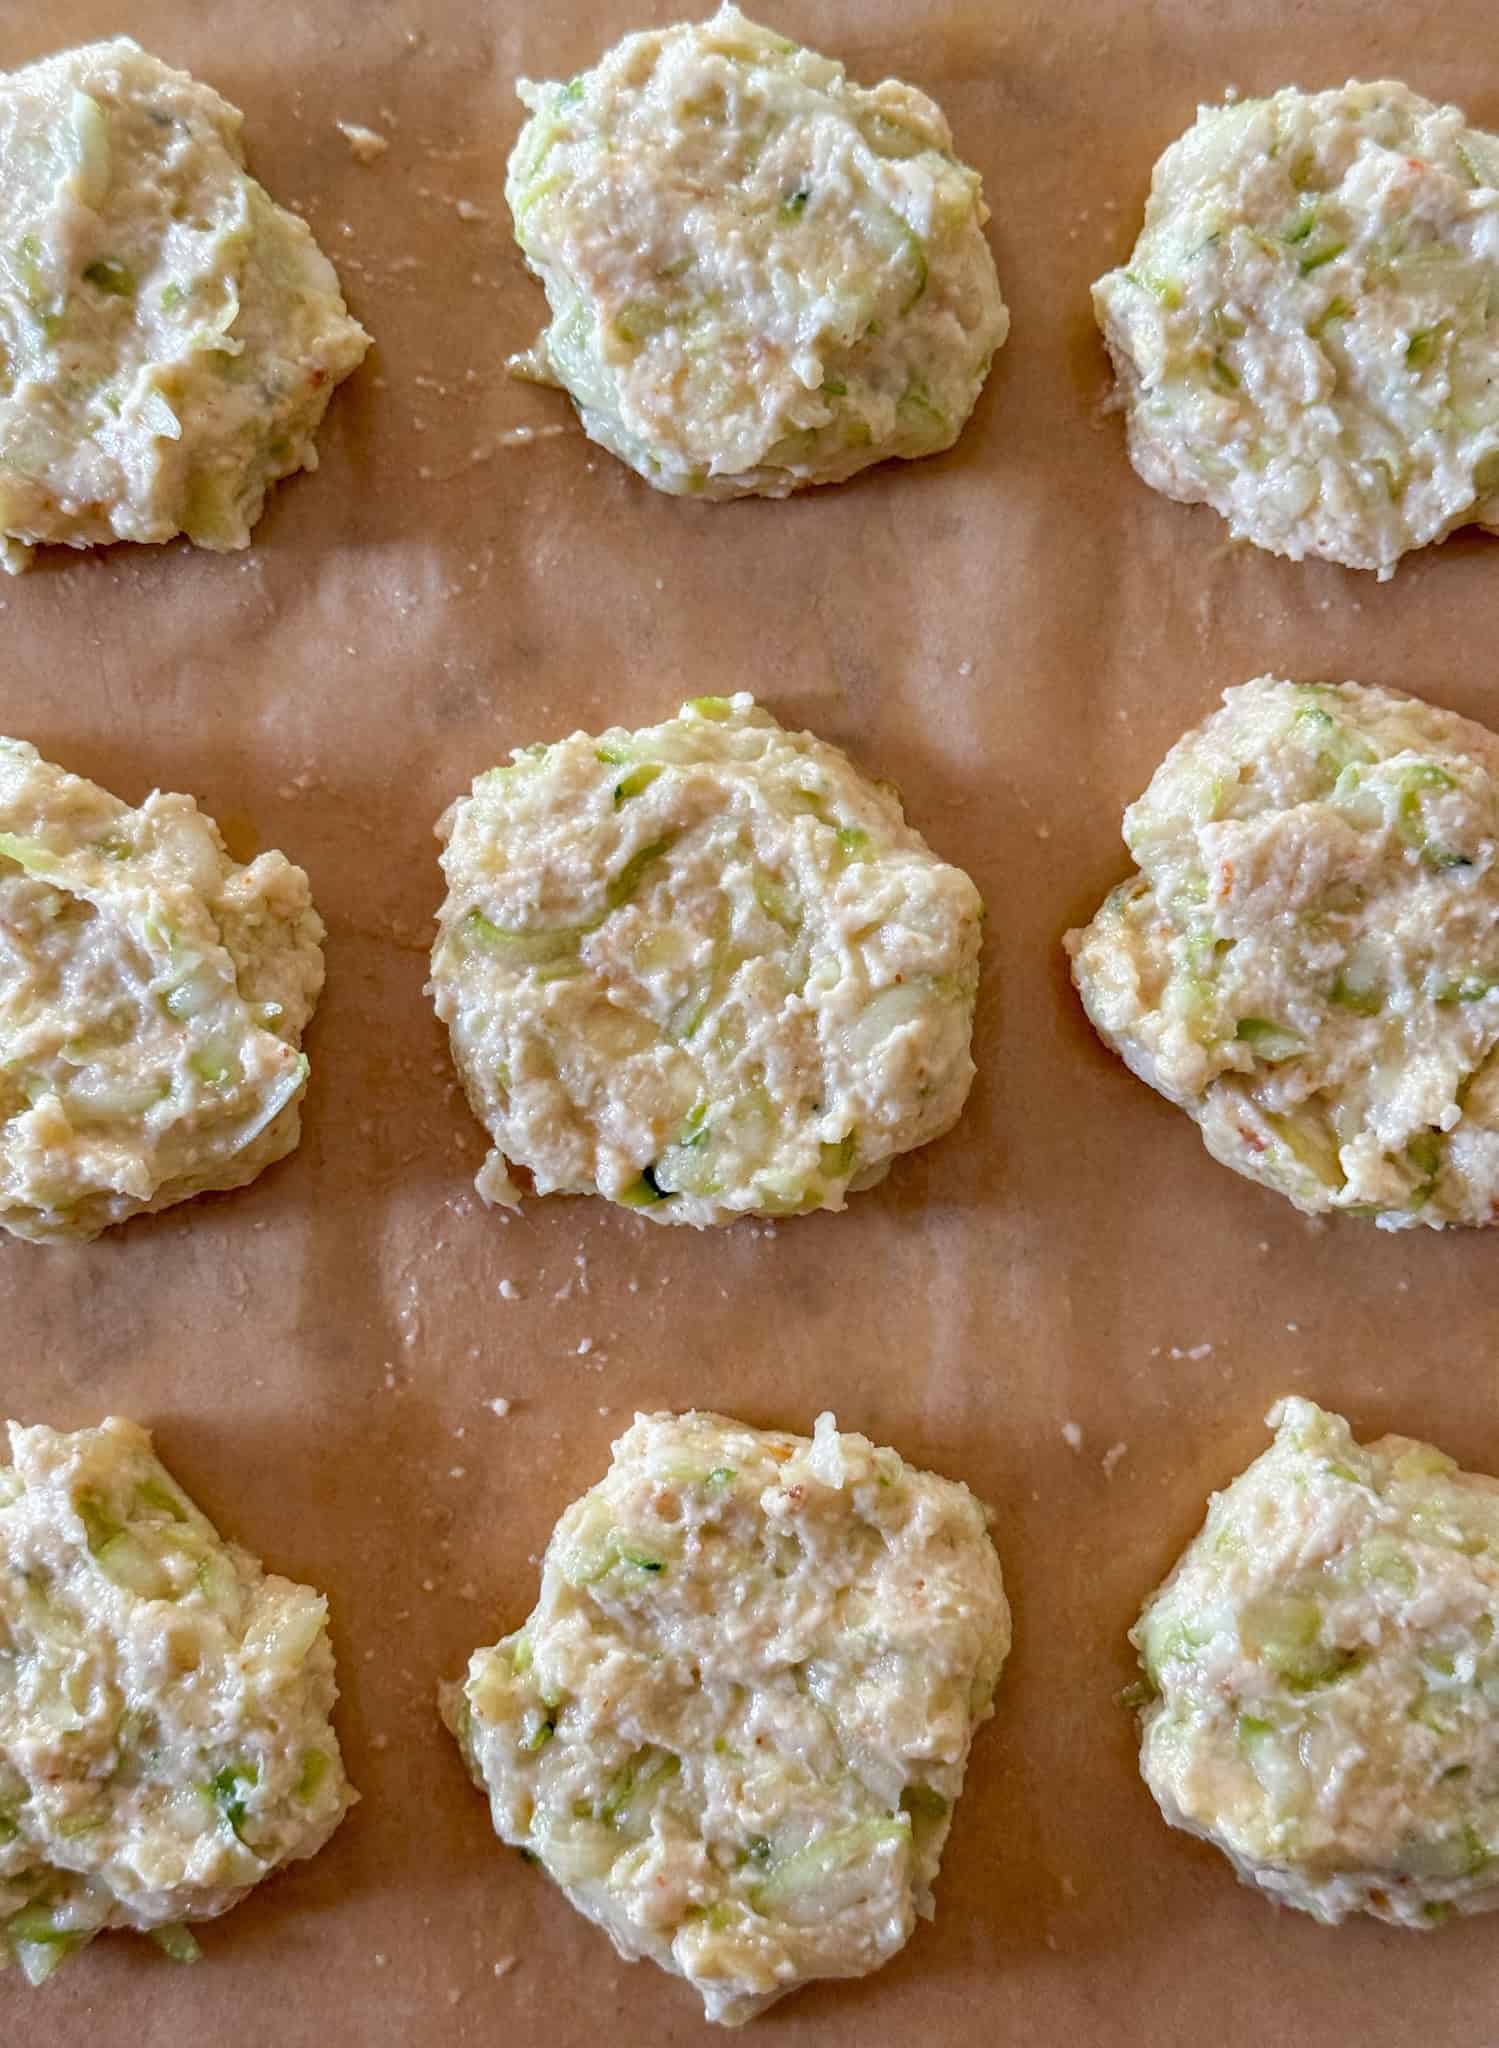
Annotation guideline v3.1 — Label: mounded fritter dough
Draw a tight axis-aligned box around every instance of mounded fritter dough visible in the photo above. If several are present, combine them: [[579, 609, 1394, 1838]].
[[0, 36, 369, 572], [0, 737, 324, 1243], [505, 4, 1008, 497], [1094, 81, 1499, 577], [1066, 676, 1499, 1229], [0, 1417, 354, 1983], [442, 1409, 1010, 2025], [430, 693, 983, 1225], [1134, 1398, 1499, 1928]]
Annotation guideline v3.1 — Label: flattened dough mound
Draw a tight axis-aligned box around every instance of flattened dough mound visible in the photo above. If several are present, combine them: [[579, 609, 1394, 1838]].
[[431, 693, 983, 1225], [505, 5, 1008, 497], [0, 1417, 354, 1983], [0, 37, 369, 571], [1134, 1398, 1499, 1928], [0, 737, 324, 1243], [1094, 81, 1499, 576], [443, 1409, 1009, 2025], [1066, 676, 1499, 1228]]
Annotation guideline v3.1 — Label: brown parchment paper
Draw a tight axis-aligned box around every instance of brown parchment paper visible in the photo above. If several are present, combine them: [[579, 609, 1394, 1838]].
[[8, 2, 1499, 2043]]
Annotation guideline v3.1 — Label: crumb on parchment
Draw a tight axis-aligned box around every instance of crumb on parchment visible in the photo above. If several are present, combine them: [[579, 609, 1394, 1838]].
[[337, 120, 389, 162]]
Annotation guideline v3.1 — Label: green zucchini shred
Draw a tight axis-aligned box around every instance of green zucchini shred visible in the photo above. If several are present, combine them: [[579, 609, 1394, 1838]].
[[206, 1760, 258, 1841], [83, 258, 134, 298], [619, 1163, 674, 1208], [607, 835, 677, 910], [295, 1748, 330, 1801], [750, 1816, 911, 1913], [899, 1783, 949, 1823], [149, 1924, 202, 1964], [613, 763, 663, 805]]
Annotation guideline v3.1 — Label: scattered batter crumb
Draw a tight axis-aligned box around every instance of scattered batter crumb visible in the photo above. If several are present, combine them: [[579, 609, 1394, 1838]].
[[496, 423, 575, 448], [336, 120, 389, 161]]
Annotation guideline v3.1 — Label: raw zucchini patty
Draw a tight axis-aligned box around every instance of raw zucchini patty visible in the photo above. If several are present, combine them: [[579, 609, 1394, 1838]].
[[1094, 81, 1499, 576], [430, 693, 983, 1225], [1134, 1399, 1499, 1928], [0, 36, 369, 571], [442, 1409, 1010, 2025], [505, 5, 1007, 497], [0, 736, 324, 1243], [1066, 676, 1499, 1228], [1, 1416, 354, 1983]]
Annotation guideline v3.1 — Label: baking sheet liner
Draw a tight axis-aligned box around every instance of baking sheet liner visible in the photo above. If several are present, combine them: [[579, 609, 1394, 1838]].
[[8, 2, 1499, 2041]]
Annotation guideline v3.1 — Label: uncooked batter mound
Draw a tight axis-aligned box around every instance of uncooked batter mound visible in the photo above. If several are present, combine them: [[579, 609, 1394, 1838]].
[[505, 6, 1008, 497], [1094, 82, 1499, 576], [431, 693, 983, 1225], [1, 1417, 354, 1982], [1067, 676, 1499, 1228], [0, 37, 369, 571], [0, 737, 324, 1242], [443, 1409, 1010, 2024], [1133, 1398, 1499, 1928]]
